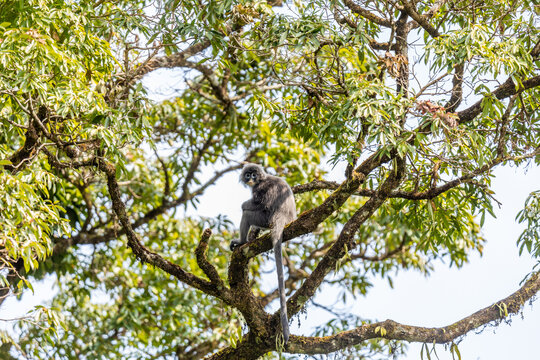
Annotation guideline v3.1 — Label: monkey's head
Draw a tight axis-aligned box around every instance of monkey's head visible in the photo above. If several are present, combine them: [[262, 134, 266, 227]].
[[240, 163, 266, 187]]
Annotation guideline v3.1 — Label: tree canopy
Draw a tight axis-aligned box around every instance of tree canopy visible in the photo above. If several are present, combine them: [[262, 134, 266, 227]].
[[1, 0, 540, 359]]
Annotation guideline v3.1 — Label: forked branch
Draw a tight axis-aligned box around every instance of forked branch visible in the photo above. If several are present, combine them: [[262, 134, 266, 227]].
[[97, 159, 232, 303]]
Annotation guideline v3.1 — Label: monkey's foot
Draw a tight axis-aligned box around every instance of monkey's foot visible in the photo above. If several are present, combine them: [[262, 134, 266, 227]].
[[229, 240, 242, 251]]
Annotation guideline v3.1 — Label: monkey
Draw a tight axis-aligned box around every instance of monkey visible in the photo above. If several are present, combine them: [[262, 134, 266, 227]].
[[230, 163, 296, 344]]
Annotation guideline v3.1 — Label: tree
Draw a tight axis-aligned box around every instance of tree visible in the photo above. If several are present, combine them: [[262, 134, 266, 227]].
[[1, 0, 540, 358]]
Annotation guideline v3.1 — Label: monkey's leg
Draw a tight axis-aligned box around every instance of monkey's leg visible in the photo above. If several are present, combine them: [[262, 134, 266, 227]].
[[230, 210, 256, 250], [230, 210, 267, 251]]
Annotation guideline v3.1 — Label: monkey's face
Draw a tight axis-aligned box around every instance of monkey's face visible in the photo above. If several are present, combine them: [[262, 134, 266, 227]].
[[240, 163, 266, 187], [242, 171, 259, 187]]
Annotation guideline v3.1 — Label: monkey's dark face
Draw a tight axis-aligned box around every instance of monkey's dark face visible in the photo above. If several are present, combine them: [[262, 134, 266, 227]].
[[240, 164, 266, 187], [243, 171, 260, 187]]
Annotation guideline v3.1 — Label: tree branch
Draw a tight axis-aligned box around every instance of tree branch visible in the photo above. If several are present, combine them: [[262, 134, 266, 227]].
[[284, 158, 406, 323], [132, 40, 212, 81], [444, 62, 465, 112], [342, 0, 393, 27], [400, 0, 441, 38], [458, 75, 540, 124], [97, 159, 232, 303], [292, 165, 486, 201], [51, 164, 241, 256], [4, 106, 47, 174], [333, 7, 396, 51], [195, 228, 225, 286], [395, 11, 410, 97], [351, 235, 409, 262], [286, 272, 540, 354]]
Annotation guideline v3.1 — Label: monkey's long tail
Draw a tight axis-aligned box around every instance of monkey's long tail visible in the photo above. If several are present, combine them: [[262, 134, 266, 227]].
[[272, 222, 290, 344]]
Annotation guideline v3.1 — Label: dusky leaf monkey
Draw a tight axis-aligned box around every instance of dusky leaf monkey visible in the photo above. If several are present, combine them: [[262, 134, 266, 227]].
[[230, 163, 296, 343]]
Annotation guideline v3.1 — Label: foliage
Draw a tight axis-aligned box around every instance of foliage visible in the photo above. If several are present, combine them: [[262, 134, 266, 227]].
[[0, 0, 539, 359]]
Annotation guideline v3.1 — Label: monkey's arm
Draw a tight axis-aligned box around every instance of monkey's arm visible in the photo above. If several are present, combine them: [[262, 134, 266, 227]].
[[241, 199, 262, 211], [231, 204, 272, 250], [230, 209, 263, 250]]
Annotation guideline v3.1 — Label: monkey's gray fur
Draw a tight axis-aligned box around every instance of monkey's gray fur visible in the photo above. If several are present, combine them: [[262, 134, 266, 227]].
[[230, 163, 296, 344]]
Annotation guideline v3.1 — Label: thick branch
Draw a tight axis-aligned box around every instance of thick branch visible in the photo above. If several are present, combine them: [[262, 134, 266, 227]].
[[406, 0, 449, 33], [97, 159, 231, 303], [204, 332, 269, 360], [342, 0, 392, 27], [285, 159, 406, 321], [395, 11, 410, 97], [532, 38, 540, 58], [133, 40, 211, 80], [369, 40, 398, 51], [458, 75, 540, 124], [400, 0, 441, 38], [0, 105, 48, 305], [287, 272, 540, 354], [444, 62, 464, 112], [292, 168, 481, 201], [4, 105, 48, 174]]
